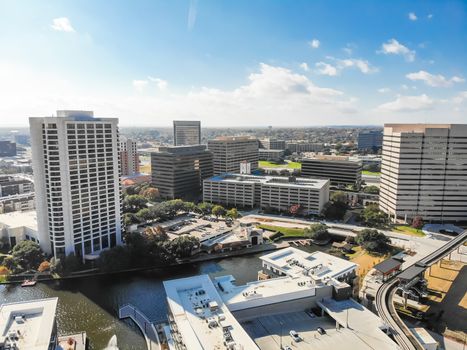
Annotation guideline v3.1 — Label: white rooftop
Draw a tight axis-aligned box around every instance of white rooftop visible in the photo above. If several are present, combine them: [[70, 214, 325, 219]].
[[0, 210, 37, 230], [260, 247, 357, 281], [163, 275, 259, 350], [0, 298, 58, 350], [207, 174, 329, 190]]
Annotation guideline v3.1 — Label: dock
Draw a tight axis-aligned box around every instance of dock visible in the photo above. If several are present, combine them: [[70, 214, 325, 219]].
[[118, 304, 160, 350]]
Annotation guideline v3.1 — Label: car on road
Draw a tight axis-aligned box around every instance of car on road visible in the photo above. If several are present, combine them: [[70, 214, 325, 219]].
[[289, 330, 302, 342], [282, 346, 292, 350], [317, 327, 326, 335]]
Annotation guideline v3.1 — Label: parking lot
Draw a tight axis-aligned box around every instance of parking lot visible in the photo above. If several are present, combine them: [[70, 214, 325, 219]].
[[241, 311, 381, 350]]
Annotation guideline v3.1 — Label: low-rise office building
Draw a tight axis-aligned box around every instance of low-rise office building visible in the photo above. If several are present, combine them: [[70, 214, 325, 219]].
[[203, 174, 329, 214], [208, 136, 259, 175], [286, 141, 324, 153], [301, 155, 362, 189], [258, 148, 284, 161], [0, 210, 39, 247], [151, 145, 213, 199], [259, 138, 286, 150], [0, 193, 36, 213], [0, 175, 34, 197]]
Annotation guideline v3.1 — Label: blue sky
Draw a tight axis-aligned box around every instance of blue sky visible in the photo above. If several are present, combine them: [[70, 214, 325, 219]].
[[0, 0, 466, 126]]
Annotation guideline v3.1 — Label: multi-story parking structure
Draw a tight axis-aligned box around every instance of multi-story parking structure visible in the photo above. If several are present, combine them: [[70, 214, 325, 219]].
[[380, 124, 467, 223], [30, 110, 122, 260], [203, 174, 329, 214]]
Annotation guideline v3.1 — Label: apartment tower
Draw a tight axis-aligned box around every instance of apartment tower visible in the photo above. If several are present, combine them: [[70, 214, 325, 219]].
[[30, 110, 122, 259], [207, 136, 259, 175], [173, 120, 201, 146], [119, 137, 139, 176], [380, 124, 467, 223]]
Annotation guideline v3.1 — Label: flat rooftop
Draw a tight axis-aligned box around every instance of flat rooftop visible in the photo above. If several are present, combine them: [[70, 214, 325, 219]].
[[0, 210, 37, 230], [0, 298, 58, 350], [206, 174, 329, 190], [163, 274, 259, 350], [260, 247, 358, 281]]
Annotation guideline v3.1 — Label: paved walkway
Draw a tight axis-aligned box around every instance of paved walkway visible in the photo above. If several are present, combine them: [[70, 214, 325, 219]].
[[119, 304, 160, 350]]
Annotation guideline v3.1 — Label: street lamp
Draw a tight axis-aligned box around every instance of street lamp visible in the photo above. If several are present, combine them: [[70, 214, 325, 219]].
[[280, 321, 283, 349]]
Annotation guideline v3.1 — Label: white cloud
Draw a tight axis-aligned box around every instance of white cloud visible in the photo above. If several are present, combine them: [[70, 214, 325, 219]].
[[51, 17, 75, 32], [315, 62, 338, 76], [452, 91, 467, 104], [377, 94, 434, 112], [148, 76, 168, 90], [299, 62, 310, 72], [132, 80, 149, 91], [309, 39, 320, 49], [408, 12, 417, 21], [427, 14, 433, 19], [406, 70, 465, 87], [187, 0, 198, 31], [315, 57, 377, 76], [378, 88, 390, 93], [379, 39, 416, 62]]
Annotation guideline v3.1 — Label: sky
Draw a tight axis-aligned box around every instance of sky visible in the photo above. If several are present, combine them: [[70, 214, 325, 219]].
[[0, 0, 466, 127]]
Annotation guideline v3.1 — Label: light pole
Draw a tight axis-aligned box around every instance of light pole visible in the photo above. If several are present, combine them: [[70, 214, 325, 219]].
[[280, 321, 283, 350]]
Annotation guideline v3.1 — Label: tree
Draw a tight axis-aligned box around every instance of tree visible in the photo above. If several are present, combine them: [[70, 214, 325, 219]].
[[11, 241, 44, 271], [304, 224, 330, 241], [123, 213, 140, 227], [197, 202, 213, 215], [289, 204, 302, 216], [355, 229, 391, 254], [411, 216, 424, 230], [323, 201, 347, 220], [182, 201, 197, 213], [123, 195, 148, 213], [226, 208, 239, 220], [62, 253, 82, 274], [99, 246, 131, 272], [140, 187, 159, 201], [361, 204, 388, 228], [363, 185, 379, 194], [331, 191, 347, 204], [38, 260, 51, 272], [169, 236, 200, 259], [212, 205, 226, 218], [136, 208, 154, 222]]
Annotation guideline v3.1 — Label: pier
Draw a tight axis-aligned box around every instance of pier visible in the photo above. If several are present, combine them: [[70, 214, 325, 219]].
[[118, 304, 160, 350]]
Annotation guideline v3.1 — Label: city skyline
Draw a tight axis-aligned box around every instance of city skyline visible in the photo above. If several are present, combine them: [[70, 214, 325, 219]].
[[0, 0, 466, 127]]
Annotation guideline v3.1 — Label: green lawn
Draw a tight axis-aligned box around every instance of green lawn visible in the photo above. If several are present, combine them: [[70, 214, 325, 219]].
[[257, 224, 305, 237], [259, 161, 302, 169], [393, 225, 426, 237], [362, 170, 381, 176]]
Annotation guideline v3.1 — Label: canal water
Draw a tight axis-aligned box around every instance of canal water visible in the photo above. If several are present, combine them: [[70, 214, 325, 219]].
[[0, 246, 328, 349]]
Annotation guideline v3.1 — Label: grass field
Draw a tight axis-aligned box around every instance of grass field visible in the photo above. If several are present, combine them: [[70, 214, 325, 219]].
[[257, 224, 305, 237], [393, 225, 426, 237], [346, 246, 385, 279], [259, 160, 301, 169], [362, 170, 381, 176]]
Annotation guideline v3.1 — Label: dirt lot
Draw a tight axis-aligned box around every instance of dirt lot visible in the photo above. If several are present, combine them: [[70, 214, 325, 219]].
[[347, 246, 384, 279]]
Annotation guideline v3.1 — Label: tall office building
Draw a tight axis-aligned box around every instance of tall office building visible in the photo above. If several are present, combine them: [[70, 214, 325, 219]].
[[0, 141, 17, 157], [30, 110, 122, 259], [151, 145, 213, 199], [119, 137, 139, 176], [380, 124, 467, 223], [207, 136, 259, 175], [357, 130, 383, 151], [301, 155, 362, 189], [173, 120, 201, 146]]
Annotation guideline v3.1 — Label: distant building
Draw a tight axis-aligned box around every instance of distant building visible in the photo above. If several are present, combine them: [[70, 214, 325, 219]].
[[14, 134, 30, 145], [0, 210, 39, 247], [286, 141, 324, 153], [119, 138, 139, 176], [301, 155, 362, 189], [207, 136, 259, 175], [0, 141, 17, 157], [0, 298, 58, 350], [357, 130, 383, 151], [0, 193, 35, 213], [151, 145, 213, 199], [173, 120, 201, 146], [203, 173, 329, 214], [258, 138, 286, 150], [258, 148, 284, 161], [0, 175, 34, 197], [30, 110, 122, 259], [380, 124, 467, 223]]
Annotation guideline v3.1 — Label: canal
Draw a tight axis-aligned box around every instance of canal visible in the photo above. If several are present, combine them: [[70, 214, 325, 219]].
[[0, 245, 329, 349]]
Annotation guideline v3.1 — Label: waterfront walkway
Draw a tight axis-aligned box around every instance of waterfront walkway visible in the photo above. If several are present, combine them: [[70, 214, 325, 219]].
[[119, 304, 160, 350]]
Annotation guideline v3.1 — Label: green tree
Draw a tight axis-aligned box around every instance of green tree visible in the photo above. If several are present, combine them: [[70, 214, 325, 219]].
[[123, 194, 148, 213], [361, 204, 388, 227], [331, 191, 347, 204], [226, 208, 239, 219], [355, 229, 391, 254], [363, 185, 380, 194], [304, 224, 330, 241], [136, 208, 154, 222], [196, 202, 213, 215], [99, 246, 131, 272], [11, 241, 44, 271], [169, 236, 200, 259], [123, 213, 140, 227], [62, 253, 82, 274], [212, 205, 226, 218], [182, 201, 197, 213]]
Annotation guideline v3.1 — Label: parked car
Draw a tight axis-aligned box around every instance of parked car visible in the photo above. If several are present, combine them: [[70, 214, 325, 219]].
[[317, 327, 326, 335], [289, 330, 302, 342]]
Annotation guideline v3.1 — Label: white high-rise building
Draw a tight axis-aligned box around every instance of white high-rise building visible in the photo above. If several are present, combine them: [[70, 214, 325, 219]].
[[380, 124, 467, 223], [119, 138, 139, 176], [30, 110, 122, 260]]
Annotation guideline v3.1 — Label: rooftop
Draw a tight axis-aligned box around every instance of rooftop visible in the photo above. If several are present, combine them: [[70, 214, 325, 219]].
[[163, 275, 259, 350], [0, 210, 37, 230], [206, 174, 329, 190], [260, 247, 357, 281], [0, 298, 58, 350]]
